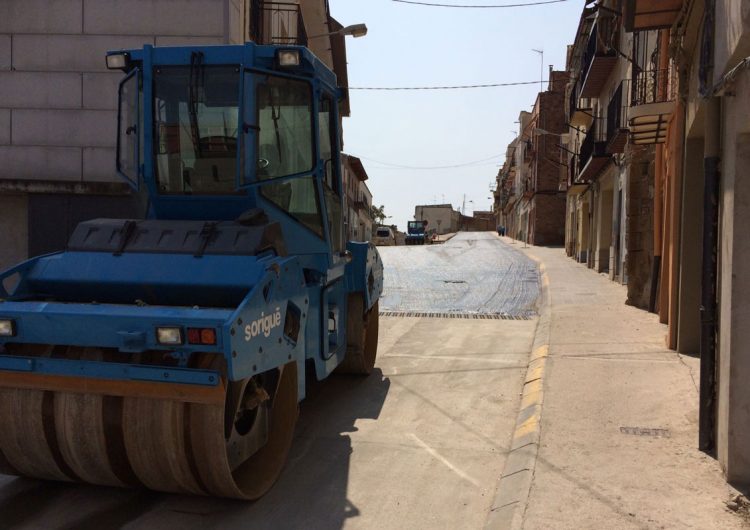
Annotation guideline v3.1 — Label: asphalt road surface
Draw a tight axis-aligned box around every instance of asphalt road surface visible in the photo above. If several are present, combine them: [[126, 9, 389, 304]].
[[379, 232, 539, 316], [0, 233, 539, 530]]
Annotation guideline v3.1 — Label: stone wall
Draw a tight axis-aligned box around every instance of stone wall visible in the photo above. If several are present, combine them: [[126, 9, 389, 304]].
[[625, 146, 654, 309]]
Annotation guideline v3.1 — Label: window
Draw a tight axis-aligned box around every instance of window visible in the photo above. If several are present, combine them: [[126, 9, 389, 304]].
[[117, 71, 140, 185], [260, 175, 323, 237], [256, 75, 313, 180], [153, 65, 240, 195]]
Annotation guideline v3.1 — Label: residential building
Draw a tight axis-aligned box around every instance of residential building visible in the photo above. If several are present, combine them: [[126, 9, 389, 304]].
[[503, 72, 568, 246], [495, 138, 519, 236], [342, 154, 373, 242], [556, 0, 750, 488], [0, 0, 349, 271], [414, 204, 460, 234], [459, 211, 494, 232]]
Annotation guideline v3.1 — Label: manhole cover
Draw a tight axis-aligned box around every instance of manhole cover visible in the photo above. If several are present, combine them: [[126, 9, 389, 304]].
[[620, 427, 671, 438]]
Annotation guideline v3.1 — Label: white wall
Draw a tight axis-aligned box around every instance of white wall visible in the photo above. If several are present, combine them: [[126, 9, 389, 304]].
[[0, 0, 240, 185]]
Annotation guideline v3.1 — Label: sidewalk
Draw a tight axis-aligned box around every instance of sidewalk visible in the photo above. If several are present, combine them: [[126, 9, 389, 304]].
[[496, 241, 746, 529]]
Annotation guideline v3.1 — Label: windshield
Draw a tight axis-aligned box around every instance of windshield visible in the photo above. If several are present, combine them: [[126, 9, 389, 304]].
[[153, 64, 240, 195], [376, 228, 391, 237]]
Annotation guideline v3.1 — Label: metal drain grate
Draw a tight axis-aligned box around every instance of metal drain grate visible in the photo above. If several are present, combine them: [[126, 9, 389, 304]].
[[379, 311, 532, 320]]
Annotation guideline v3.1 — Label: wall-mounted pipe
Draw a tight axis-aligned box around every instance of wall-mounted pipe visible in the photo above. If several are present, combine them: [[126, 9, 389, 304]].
[[699, 96, 720, 452]]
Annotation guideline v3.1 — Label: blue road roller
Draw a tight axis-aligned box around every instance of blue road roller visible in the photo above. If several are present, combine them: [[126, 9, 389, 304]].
[[0, 42, 382, 499]]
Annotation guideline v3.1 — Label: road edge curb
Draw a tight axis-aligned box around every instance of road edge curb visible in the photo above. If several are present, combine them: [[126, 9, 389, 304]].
[[485, 252, 551, 530]]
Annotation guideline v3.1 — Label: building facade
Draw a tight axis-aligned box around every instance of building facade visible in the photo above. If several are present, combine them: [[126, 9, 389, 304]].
[[342, 154, 373, 242], [414, 204, 460, 235], [554, 0, 750, 487], [495, 73, 567, 246]]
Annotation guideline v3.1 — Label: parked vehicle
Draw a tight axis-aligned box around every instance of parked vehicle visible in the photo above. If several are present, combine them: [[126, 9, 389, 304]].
[[0, 42, 383, 500], [373, 226, 396, 246], [405, 220, 429, 245]]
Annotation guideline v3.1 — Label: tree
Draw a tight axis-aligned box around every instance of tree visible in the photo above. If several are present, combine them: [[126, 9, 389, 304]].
[[371, 204, 387, 225]]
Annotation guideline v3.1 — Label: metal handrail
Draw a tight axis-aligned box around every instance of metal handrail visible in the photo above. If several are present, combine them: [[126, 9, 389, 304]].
[[579, 117, 606, 169], [606, 80, 628, 140], [631, 67, 676, 106], [251, 1, 308, 46]]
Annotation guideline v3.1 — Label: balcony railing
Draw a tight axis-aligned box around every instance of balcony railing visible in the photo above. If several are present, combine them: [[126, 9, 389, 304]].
[[579, 17, 619, 98], [567, 153, 579, 189], [578, 117, 610, 182], [631, 67, 675, 107], [628, 67, 676, 144], [568, 76, 593, 127], [250, 1, 308, 46], [606, 80, 629, 153]]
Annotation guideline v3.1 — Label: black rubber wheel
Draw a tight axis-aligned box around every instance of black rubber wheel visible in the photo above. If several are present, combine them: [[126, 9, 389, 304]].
[[336, 295, 379, 375]]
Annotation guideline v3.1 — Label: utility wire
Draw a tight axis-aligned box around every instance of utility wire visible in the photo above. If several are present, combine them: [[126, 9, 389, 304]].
[[347, 80, 547, 90], [354, 153, 504, 170], [393, 0, 569, 8]]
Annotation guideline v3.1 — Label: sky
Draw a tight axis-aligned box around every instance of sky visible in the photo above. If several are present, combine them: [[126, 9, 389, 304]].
[[328, 0, 583, 230]]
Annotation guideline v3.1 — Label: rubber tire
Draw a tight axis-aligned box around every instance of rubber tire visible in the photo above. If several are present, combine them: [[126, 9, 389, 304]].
[[336, 295, 379, 375]]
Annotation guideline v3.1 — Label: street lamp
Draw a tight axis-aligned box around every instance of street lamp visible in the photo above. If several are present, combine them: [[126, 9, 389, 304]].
[[308, 23, 368, 39]]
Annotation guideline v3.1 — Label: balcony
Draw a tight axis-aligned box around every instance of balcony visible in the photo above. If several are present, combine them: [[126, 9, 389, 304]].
[[578, 117, 610, 182], [628, 30, 676, 144], [568, 77, 593, 128], [567, 154, 586, 193], [606, 81, 629, 153], [579, 18, 619, 98], [523, 139, 534, 163], [250, 1, 307, 46], [628, 67, 675, 144], [624, 0, 683, 32]]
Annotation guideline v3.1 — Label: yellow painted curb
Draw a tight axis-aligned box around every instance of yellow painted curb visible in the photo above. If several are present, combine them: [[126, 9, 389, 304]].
[[514, 413, 540, 439], [530, 344, 549, 362], [525, 357, 546, 384]]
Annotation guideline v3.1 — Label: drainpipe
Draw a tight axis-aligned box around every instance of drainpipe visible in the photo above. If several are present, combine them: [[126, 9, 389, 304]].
[[649, 29, 671, 313], [699, 96, 720, 452]]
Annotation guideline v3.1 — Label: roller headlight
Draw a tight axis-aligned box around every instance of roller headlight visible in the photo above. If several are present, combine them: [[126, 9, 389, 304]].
[[105, 53, 129, 70], [156, 326, 183, 345], [277, 49, 301, 67], [0, 319, 16, 337]]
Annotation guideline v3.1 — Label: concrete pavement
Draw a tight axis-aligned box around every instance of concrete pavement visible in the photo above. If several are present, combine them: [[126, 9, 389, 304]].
[[490, 239, 747, 529], [0, 232, 539, 529], [379, 232, 539, 315]]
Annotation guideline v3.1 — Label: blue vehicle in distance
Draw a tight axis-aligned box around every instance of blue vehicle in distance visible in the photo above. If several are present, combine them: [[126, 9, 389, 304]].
[[0, 43, 383, 500], [405, 220, 429, 245]]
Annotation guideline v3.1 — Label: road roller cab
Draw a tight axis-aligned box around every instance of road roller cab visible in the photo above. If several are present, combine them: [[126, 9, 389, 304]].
[[0, 42, 383, 499]]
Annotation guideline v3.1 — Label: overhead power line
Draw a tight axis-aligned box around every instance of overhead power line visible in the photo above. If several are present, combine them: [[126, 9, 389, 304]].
[[347, 80, 547, 90], [392, 0, 569, 8], [354, 153, 504, 170]]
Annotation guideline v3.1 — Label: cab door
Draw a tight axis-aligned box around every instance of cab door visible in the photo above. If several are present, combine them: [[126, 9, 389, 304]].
[[318, 90, 347, 360]]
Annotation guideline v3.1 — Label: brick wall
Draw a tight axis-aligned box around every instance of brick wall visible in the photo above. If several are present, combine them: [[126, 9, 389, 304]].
[[529, 78, 566, 246], [0, 0, 239, 185]]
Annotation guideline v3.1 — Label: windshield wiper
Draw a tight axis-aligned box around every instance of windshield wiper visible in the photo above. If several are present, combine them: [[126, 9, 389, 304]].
[[188, 51, 205, 157]]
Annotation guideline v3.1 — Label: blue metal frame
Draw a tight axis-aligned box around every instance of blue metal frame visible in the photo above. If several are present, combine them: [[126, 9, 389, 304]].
[[0, 43, 382, 404]]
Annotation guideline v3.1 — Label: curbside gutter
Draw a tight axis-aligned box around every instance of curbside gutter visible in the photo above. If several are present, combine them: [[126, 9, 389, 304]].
[[485, 254, 551, 530]]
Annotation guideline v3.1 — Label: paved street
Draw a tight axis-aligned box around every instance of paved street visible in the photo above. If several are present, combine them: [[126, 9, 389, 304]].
[[380, 232, 539, 315], [0, 233, 539, 529]]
